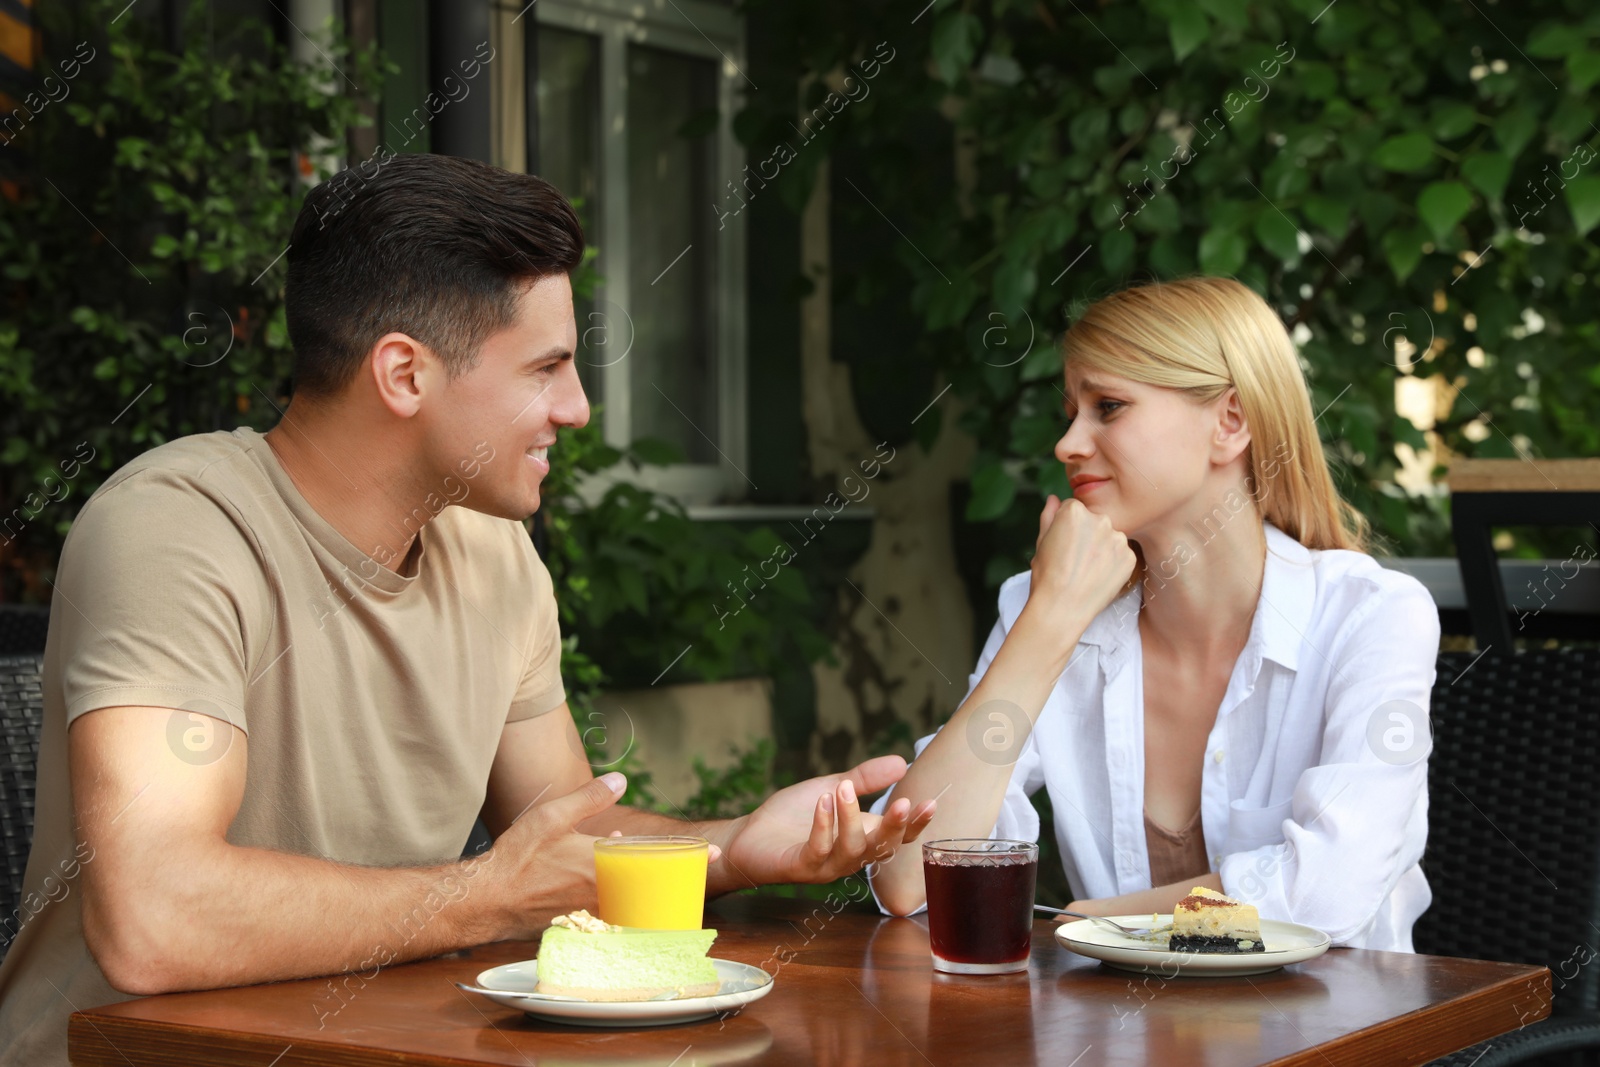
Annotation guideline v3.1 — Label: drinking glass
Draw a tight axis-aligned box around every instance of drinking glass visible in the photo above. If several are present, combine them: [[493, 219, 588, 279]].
[[922, 838, 1038, 974], [593, 835, 709, 929]]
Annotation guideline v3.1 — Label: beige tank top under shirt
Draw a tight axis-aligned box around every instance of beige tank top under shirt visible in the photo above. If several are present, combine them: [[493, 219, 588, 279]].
[[1144, 806, 1211, 887]]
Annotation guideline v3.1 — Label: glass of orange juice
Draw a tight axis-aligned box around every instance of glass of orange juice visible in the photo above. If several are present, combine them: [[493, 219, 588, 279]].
[[593, 836, 710, 929]]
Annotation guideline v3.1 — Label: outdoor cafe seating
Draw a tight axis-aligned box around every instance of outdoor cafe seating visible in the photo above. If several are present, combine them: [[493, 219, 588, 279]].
[[1, 458, 1595, 1066]]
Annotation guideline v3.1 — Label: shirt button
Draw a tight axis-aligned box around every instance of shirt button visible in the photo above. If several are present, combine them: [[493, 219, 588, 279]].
[[1213, 749, 1225, 764], [1212, 854, 1222, 867]]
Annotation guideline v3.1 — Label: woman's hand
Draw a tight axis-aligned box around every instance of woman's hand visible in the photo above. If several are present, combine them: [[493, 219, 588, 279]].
[[1029, 495, 1136, 616]]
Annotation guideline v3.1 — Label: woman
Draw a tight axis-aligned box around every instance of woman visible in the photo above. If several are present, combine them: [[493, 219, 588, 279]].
[[869, 277, 1438, 951]]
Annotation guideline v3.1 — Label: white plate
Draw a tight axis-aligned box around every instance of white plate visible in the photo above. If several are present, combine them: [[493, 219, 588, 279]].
[[1054, 915, 1331, 976], [467, 958, 774, 1027]]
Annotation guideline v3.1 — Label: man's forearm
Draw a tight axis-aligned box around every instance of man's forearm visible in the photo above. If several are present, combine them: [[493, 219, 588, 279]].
[[92, 841, 509, 996]]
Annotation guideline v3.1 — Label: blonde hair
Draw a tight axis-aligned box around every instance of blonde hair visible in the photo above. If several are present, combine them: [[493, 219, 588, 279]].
[[1061, 276, 1368, 553]]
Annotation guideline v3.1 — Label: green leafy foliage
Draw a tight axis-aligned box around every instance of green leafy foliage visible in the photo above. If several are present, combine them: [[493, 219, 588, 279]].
[[737, 0, 1600, 581], [682, 739, 786, 821], [1417, 181, 1473, 242], [1462, 151, 1513, 201], [543, 424, 829, 810], [1373, 132, 1438, 173], [1568, 176, 1600, 235], [0, 0, 385, 596], [539, 419, 831, 693]]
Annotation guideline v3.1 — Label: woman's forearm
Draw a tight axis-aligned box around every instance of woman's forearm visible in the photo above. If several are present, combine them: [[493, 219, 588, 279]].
[[870, 599, 1092, 915], [1068, 873, 1224, 918]]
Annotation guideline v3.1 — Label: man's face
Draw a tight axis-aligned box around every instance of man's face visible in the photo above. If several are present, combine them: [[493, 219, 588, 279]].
[[426, 273, 588, 519]]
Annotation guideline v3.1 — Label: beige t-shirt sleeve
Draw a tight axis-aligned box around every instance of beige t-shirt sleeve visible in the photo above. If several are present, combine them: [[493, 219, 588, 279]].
[[53, 469, 268, 732], [506, 525, 566, 722]]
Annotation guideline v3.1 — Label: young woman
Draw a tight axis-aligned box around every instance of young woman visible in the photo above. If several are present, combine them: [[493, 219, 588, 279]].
[[870, 277, 1438, 951]]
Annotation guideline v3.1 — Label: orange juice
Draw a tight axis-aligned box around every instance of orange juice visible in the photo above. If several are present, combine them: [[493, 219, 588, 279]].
[[593, 836, 709, 929]]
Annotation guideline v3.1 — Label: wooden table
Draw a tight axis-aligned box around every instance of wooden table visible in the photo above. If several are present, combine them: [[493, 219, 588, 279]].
[[70, 896, 1551, 1066]]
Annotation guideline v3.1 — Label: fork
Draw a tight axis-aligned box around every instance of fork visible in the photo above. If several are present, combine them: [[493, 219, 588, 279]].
[[1034, 904, 1160, 937]]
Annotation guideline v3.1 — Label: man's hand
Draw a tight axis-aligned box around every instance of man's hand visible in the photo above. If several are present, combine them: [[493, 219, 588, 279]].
[[714, 755, 936, 891], [482, 708, 932, 898], [480, 771, 629, 939]]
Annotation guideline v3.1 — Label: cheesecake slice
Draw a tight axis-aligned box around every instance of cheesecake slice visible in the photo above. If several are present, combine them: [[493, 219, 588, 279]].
[[536, 910, 720, 1001], [1169, 887, 1266, 953]]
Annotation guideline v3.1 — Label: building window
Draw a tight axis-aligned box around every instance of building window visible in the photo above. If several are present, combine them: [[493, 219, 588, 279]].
[[532, 0, 749, 503]]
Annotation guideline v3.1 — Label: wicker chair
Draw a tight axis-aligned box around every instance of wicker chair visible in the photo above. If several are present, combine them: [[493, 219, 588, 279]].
[[0, 654, 44, 962], [1420, 648, 1600, 1067]]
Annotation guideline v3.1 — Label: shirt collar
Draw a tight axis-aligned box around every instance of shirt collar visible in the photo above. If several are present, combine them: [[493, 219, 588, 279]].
[[1255, 522, 1315, 671], [1071, 521, 1315, 672], [1077, 586, 1140, 649]]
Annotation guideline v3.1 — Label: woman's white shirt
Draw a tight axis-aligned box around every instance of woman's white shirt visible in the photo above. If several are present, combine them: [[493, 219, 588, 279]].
[[869, 522, 1439, 951]]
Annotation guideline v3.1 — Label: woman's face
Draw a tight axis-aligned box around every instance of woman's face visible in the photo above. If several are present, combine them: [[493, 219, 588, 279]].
[[1055, 363, 1246, 539]]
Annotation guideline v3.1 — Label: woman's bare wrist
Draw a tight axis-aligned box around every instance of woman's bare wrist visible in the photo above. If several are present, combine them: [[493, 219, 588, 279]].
[[1012, 599, 1095, 670]]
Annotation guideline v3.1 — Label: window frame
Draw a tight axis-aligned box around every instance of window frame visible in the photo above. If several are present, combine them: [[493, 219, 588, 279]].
[[533, 0, 751, 505]]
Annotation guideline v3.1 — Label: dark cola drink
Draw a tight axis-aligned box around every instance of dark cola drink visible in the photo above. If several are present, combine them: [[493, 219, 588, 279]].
[[923, 839, 1038, 974]]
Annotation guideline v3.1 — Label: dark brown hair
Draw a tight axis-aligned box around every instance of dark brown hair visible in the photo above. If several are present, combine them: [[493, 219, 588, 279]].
[[284, 153, 585, 397]]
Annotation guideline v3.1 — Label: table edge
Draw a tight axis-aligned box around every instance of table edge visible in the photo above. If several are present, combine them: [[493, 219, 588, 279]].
[[1259, 964, 1552, 1067], [69, 1012, 487, 1067]]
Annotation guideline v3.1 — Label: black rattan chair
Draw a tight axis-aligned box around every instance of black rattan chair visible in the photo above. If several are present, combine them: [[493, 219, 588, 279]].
[[1420, 648, 1600, 1067], [1448, 459, 1600, 650], [0, 654, 44, 962]]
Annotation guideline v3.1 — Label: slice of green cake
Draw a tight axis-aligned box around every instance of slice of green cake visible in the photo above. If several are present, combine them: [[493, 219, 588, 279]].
[[536, 910, 720, 1001]]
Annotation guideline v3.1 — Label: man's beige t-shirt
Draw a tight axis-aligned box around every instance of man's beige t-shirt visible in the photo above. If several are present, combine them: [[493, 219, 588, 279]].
[[0, 428, 566, 1065]]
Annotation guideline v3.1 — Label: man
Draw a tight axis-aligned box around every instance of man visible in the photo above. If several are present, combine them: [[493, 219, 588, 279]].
[[0, 154, 936, 1064]]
